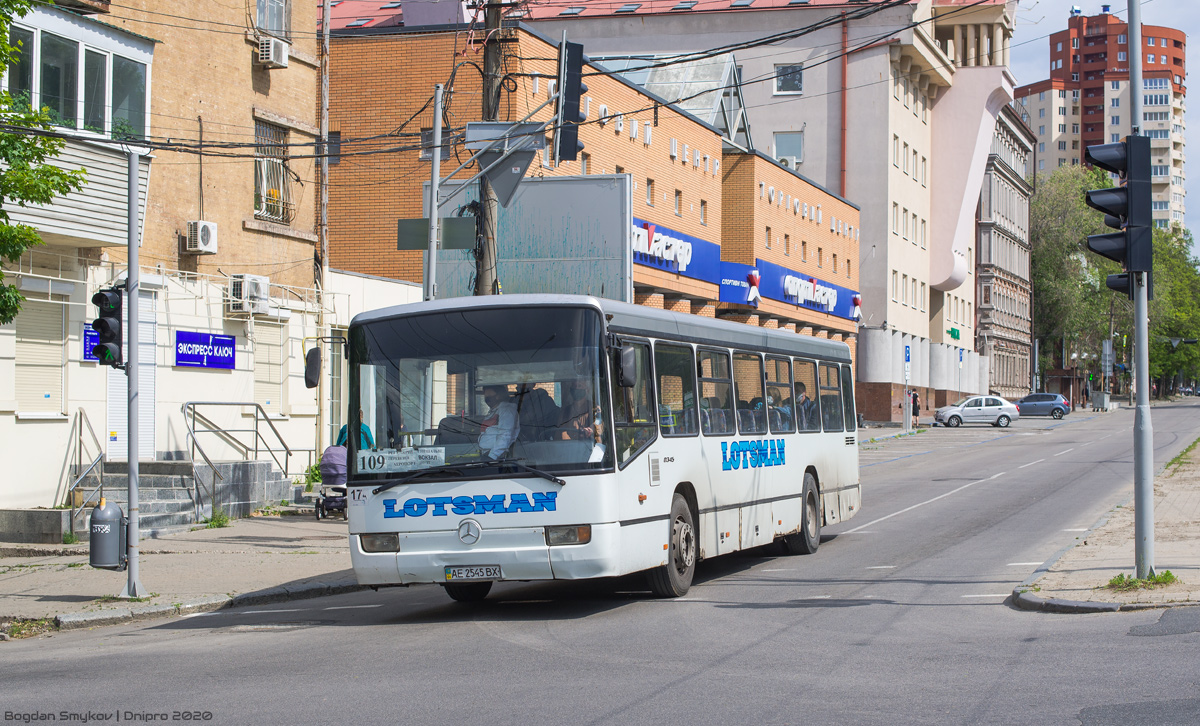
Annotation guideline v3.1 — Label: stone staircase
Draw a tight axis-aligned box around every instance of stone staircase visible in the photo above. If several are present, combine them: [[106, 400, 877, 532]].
[[73, 460, 293, 541]]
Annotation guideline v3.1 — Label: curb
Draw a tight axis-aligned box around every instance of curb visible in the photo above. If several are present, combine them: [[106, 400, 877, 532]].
[[54, 580, 369, 631]]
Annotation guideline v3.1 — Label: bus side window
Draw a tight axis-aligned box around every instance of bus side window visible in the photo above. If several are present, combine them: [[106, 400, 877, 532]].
[[841, 364, 857, 432], [733, 352, 767, 434], [794, 359, 821, 432], [611, 340, 656, 466], [655, 343, 697, 437], [766, 356, 795, 434], [819, 362, 845, 432], [698, 350, 734, 436]]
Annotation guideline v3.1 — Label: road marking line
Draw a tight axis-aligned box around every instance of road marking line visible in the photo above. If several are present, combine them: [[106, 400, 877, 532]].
[[799, 595, 832, 599], [249, 608, 304, 614], [762, 569, 791, 572], [1007, 562, 1044, 566], [1054, 448, 1075, 456], [324, 604, 383, 611], [180, 612, 217, 619], [1064, 528, 1088, 532], [1018, 459, 1045, 469], [961, 594, 1010, 598], [842, 472, 1005, 534], [865, 566, 896, 569]]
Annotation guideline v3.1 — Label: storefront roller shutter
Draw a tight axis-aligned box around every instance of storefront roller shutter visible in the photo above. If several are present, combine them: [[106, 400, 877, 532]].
[[254, 322, 284, 415], [15, 298, 65, 413]]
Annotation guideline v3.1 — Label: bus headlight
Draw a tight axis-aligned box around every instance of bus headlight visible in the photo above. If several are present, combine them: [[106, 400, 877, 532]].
[[545, 525, 591, 546], [360, 533, 400, 552]]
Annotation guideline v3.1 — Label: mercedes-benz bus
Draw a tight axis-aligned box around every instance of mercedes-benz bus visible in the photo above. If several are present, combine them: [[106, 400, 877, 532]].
[[336, 294, 860, 600]]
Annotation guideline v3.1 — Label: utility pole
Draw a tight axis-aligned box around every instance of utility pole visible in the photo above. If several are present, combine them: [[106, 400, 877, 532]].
[[1127, 0, 1155, 579], [317, 0, 331, 451], [122, 150, 146, 599], [425, 84, 444, 301], [476, 1, 503, 296]]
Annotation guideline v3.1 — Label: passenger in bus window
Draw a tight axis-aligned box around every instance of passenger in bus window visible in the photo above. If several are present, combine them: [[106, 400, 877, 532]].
[[795, 382, 819, 431], [558, 380, 596, 441], [479, 385, 520, 459]]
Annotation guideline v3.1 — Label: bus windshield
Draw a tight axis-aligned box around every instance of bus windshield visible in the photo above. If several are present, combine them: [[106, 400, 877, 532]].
[[347, 305, 612, 481]]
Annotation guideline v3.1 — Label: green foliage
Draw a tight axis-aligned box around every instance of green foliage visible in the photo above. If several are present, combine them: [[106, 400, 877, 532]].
[[61, 531, 78, 545], [1145, 228, 1200, 386], [1106, 570, 1177, 591], [0, 0, 88, 324], [206, 508, 230, 528]]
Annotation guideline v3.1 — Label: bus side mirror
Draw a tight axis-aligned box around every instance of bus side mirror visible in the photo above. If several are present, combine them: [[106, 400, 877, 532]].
[[304, 347, 322, 389], [618, 345, 637, 388]]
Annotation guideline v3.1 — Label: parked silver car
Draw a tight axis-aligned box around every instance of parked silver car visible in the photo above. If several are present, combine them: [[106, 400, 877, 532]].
[[934, 395, 1020, 428]]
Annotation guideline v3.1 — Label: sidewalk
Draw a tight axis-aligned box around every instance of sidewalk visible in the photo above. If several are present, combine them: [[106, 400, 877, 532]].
[[1014, 432, 1200, 613], [0, 513, 363, 635]]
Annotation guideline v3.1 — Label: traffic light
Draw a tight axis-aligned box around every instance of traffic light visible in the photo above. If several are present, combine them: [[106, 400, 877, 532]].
[[91, 287, 123, 368], [553, 40, 587, 164], [1084, 135, 1152, 299]]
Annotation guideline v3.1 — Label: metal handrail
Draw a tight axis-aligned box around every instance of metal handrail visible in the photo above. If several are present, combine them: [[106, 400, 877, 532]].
[[69, 452, 106, 528], [181, 401, 294, 474], [63, 408, 106, 537]]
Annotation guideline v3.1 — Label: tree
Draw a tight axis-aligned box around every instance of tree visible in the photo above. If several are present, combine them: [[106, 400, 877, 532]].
[[1029, 165, 1117, 373], [0, 0, 87, 324], [1146, 227, 1200, 392]]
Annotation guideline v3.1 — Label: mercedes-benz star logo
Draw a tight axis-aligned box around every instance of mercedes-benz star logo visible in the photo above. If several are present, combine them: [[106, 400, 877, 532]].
[[457, 519, 482, 545]]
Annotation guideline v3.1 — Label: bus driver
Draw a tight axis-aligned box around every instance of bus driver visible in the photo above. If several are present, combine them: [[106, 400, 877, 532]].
[[478, 385, 520, 460]]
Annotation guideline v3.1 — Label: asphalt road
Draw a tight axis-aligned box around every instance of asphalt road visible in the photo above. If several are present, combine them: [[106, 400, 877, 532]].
[[4, 403, 1200, 726]]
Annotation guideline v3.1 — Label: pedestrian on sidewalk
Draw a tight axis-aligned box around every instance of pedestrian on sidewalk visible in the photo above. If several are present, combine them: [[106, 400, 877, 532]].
[[911, 390, 920, 428]]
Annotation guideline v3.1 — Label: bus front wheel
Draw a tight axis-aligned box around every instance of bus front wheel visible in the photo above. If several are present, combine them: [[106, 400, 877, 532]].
[[444, 581, 493, 602], [781, 474, 821, 555], [647, 493, 697, 598]]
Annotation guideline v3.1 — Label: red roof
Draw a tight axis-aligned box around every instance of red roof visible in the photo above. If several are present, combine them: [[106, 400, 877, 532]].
[[523, 0, 1004, 21], [321, 0, 404, 30]]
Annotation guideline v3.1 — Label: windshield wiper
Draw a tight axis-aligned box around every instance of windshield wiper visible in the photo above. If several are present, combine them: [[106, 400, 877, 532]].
[[493, 458, 566, 486], [369, 458, 564, 495]]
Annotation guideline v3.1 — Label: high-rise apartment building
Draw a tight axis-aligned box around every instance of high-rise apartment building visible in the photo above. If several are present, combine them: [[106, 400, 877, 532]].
[[1015, 6, 1186, 229]]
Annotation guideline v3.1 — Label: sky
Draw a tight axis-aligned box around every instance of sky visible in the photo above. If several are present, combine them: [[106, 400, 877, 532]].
[[1006, 0, 1200, 258]]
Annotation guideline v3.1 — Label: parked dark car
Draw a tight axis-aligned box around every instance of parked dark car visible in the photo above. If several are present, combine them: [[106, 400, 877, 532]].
[[1015, 393, 1071, 419]]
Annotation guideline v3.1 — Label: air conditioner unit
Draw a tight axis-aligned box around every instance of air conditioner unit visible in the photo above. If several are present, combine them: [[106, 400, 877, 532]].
[[228, 273, 271, 315], [258, 37, 289, 69], [778, 156, 799, 169], [184, 221, 218, 255]]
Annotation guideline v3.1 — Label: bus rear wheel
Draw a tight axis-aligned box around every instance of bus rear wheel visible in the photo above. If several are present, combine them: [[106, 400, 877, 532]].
[[443, 581, 493, 602], [781, 473, 821, 555], [647, 493, 696, 598]]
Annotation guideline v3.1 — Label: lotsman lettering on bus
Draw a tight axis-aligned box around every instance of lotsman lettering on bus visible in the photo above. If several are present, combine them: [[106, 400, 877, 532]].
[[382, 491, 558, 518], [719, 439, 786, 471]]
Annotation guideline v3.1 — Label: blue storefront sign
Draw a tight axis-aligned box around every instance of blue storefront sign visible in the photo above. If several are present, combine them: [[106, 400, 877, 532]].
[[631, 218, 721, 283], [719, 258, 860, 321], [175, 331, 236, 369]]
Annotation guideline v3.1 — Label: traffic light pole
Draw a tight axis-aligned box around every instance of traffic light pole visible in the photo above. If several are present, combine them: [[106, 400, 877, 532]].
[[1128, 0, 1154, 579], [425, 84, 443, 301], [121, 149, 146, 599]]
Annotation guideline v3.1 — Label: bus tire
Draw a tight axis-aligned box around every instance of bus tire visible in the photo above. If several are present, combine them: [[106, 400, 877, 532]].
[[647, 493, 697, 598], [782, 473, 821, 555], [443, 581, 493, 602]]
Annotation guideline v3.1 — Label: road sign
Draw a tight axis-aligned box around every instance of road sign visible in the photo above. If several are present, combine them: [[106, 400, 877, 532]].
[[904, 345, 911, 383]]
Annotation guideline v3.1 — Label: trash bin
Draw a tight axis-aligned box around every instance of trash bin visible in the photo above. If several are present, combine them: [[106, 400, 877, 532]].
[[89, 498, 127, 571]]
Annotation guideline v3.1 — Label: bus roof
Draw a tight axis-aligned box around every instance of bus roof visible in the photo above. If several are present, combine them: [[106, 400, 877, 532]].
[[350, 294, 852, 364]]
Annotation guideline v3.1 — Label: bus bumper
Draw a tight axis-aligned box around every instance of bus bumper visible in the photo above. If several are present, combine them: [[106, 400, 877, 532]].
[[350, 523, 622, 585]]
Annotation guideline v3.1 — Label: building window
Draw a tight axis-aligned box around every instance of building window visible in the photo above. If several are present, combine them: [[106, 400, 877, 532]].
[[14, 297, 65, 414], [325, 131, 341, 165], [1058, 141, 1067, 150], [801, 240, 807, 261], [646, 178, 654, 205], [1058, 123, 1066, 132], [902, 207, 909, 239], [1147, 37, 1156, 46], [920, 219, 926, 249], [892, 203, 899, 235], [674, 189, 682, 215], [902, 142, 909, 174], [580, 153, 590, 174], [893, 135, 900, 167], [846, 258, 851, 279], [1147, 54, 1155, 64], [1118, 34, 1127, 44], [901, 274, 908, 305], [817, 247, 823, 267], [257, 0, 291, 40], [920, 283, 926, 311], [832, 254, 837, 273], [254, 322, 285, 415], [700, 199, 707, 225], [1039, 108, 1045, 118], [784, 233, 790, 255], [774, 64, 803, 94], [774, 131, 804, 164], [1039, 125, 1045, 135], [765, 226, 771, 249], [921, 157, 926, 186], [1111, 98, 1120, 108], [254, 121, 294, 224], [6, 25, 148, 138], [1111, 116, 1120, 126]]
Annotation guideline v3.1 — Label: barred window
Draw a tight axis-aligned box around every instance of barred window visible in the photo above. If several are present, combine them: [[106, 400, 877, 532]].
[[254, 121, 294, 224]]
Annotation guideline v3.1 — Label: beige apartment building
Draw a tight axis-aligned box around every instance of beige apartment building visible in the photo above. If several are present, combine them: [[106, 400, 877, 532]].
[[1015, 7, 1187, 230]]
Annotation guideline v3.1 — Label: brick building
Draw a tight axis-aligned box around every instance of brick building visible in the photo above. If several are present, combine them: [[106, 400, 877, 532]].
[[328, 23, 860, 350]]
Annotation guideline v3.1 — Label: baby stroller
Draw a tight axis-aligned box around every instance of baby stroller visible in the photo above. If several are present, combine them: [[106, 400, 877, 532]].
[[315, 445, 348, 520]]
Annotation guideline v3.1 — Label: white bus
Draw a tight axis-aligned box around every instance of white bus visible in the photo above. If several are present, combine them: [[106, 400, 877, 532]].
[[337, 294, 860, 600]]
